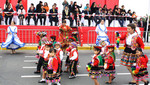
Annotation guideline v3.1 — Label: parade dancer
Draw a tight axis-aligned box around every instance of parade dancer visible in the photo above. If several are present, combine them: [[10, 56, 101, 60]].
[[119, 23, 144, 84], [39, 43, 53, 83], [86, 46, 104, 85], [64, 37, 76, 73], [34, 35, 49, 74], [50, 35, 57, 47], [1, 21, 25, 54], [132, 48, 149, 85], [46, 48, 61, 85], [58, 20, 72, 53], [55, 42, 63, 73], [104, 45, 116, 84], [95, 19, 110, 46], [69, 42, 78, 79]]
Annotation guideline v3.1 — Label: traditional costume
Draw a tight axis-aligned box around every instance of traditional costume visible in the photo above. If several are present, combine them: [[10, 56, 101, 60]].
[[58, 25, 72, 49], [46, 56, 61, 84], [119, 32, 144, 66], [55, 42, 63, 73], [69, 42, 78, 78], [1, 26, 25, 49], [87, 46, 104, 78], [95, 24, 110, 46], [50, 35, 57, 47], [132, 55, 149, 81], [104, 45, 116, 76]]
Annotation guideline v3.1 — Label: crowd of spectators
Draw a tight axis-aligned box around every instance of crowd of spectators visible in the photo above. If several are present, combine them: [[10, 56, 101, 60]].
[[0, 0, 149, 28]]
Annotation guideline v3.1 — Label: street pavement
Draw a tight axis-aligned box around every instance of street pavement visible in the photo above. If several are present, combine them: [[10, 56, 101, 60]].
[[0, 50, 150, 85]]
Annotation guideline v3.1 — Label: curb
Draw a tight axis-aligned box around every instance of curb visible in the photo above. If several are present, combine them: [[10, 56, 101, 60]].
[[1, 46, 150, 50]]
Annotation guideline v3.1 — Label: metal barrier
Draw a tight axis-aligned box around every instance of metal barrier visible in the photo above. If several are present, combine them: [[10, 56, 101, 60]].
[[87, 30, 150, 46], [17, 29, 59, 44]]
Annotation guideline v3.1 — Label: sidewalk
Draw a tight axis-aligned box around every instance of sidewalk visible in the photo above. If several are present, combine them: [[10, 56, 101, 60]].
[[0, 43, 150, 50]]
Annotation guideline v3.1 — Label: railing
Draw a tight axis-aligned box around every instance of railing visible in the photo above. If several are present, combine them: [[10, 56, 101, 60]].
[[87, 30, 149, 46], [0, 29, 59, 45]]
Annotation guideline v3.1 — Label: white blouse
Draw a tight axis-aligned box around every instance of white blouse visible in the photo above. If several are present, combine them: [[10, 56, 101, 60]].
[[126, 32, 137, 45]]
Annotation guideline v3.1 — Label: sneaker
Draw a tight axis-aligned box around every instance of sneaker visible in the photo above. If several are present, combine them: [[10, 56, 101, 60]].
[[38, 80, 46, 83], [34, 71, 40, 74], [69, 76, 73, 79]]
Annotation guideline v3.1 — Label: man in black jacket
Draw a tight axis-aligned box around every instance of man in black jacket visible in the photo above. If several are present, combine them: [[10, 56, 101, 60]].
[[62, 6, 73, 26], [138, 18, 145, 28], [3, 4, 14, 25], [36, 1, 43, 25], [49, 5, 58, 26], [68, 1, 74, 13], [84, 7, 92, 26]]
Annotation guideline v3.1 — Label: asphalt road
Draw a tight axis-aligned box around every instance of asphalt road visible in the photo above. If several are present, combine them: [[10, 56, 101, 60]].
[[0, 50, 150, 85]]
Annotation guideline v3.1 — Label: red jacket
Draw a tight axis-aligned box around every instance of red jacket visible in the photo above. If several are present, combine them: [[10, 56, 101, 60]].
[[119, 32, 144, 49], [136, 55, 148, 68], [105, 52, 115, 67], [91, 55, 99, 67], [69, 48, 78, 61], [47, 57, 58, 73]]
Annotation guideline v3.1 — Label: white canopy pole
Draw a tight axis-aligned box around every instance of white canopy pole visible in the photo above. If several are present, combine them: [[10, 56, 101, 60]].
[[145, 0, 150, 42]]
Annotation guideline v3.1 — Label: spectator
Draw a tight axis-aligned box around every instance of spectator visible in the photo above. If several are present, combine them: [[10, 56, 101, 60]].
[[98, 4, 101, 8], [29, 3, 35, 10], [121, 5, 126, 20], [36, 1, 43, 25], [4, 0, 12, 9], [132, 11, 137, 22], [62, 0, 69, 9], [54, 3, 58, 11], [102, 4, 108, 11], [113, 5, 118, 13], [28, 5, 36, 25], [49, 5, 58, 26], [62, 6, 73, 26], [112, 8, 118, 20], [84, 7, 92, 26], [106, 9, 113, 27], [84, 4, 90, 11], [3, 3, 14, 25], [138, 18, 145, 28], [73, 8, 81, 26], [0, 7, 3, 25], [72, 2, 82, 13], [91, 2, 98, 14], [68, 1, 74, 13], [43, 2, 49, 12], [94, 7, 102, 26], [127, 9, 132, 23], [39, 5, 46, 26], [18, 5, 25, 25], [16, 0, 24, 12], [117, 8, 124, 27]]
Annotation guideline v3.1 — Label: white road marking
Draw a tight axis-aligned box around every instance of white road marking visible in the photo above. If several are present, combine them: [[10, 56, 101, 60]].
[[22, 66, 36, 69], [117, 73, 130, 75], [76, 74, 88, 77], [25, 56, 35, 58], [24, 60, 38, 63], [21, 75, 41, 78]]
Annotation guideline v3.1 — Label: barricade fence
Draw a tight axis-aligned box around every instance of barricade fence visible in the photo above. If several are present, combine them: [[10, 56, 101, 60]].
[[0, 29, 59, 45], [0, 29, 150, 46], [87, 30, 150, 46]]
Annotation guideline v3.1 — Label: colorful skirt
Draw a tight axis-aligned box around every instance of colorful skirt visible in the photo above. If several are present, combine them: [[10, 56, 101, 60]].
[[120, 47, 137, 66], [104, 64, 115, 76], [46, 70, 61, 83], [43, 60, 48, 72], [88, 66, 104, 78], [132, 68, 149, 81]]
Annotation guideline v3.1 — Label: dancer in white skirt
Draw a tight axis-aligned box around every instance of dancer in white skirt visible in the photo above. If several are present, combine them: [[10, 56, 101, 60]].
[[1, 21, 25, 54], [95, 19, 110, 46]]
